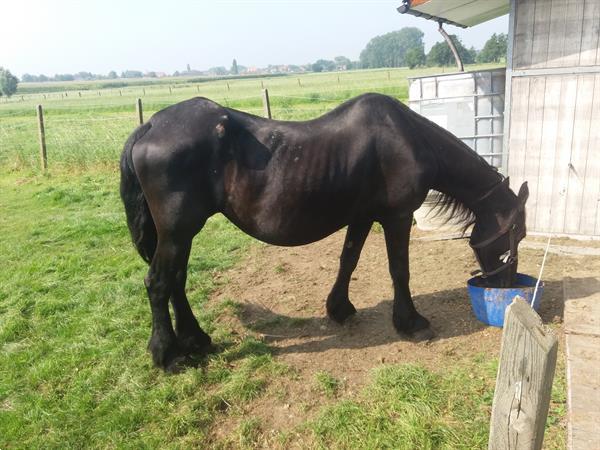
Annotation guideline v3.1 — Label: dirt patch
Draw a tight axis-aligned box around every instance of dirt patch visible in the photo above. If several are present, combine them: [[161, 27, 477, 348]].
[[208, 226, 600, 445]]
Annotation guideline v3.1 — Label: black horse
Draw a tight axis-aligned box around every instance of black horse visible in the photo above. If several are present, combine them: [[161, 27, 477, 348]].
[[120, 93, 528, 370]]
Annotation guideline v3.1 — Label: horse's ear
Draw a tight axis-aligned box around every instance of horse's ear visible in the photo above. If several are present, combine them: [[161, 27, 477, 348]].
[[517, 181, 529, 206], [215, 115, 229, 139]]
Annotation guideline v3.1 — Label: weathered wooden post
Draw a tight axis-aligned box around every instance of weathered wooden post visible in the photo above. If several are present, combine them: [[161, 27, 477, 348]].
[[262, 88, 272, 119], [488, 297, 558, 450], [136, 98, 144, 125], [36, 104, 48, 171]]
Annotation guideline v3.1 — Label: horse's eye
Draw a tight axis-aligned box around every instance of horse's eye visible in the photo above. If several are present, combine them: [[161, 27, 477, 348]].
[[499, 250, 511, 262]]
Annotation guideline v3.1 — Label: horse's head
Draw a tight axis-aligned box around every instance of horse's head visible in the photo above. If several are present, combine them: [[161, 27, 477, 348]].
[[469, 181, 529, 287]]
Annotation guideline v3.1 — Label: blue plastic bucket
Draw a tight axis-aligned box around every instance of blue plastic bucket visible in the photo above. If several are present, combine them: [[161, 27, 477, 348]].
[[466, 273, 543, 327]]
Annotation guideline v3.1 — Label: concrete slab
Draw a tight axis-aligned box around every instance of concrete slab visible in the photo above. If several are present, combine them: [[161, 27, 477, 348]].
[[563, 277, 600, 450]]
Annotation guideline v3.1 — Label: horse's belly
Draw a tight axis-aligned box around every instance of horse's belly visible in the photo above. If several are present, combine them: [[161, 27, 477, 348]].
[[223, 198, 356, 246]]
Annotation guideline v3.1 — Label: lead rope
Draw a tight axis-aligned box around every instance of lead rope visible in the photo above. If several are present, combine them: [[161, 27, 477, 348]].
[[531, 235, 552, 308]]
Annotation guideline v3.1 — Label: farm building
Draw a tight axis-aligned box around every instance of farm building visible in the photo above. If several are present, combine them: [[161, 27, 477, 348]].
[[400, 0, 600, 238]]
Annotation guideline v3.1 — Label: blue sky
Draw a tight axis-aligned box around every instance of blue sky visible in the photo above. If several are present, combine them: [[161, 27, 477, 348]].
[[2, 0, 508, 77]]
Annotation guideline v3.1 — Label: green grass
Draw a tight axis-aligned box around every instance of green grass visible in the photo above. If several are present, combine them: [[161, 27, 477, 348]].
[[0, 170, 567, 448], [310, 358, 566, 450], [315, 371, 342, 398], [0, 170, 279, 448]]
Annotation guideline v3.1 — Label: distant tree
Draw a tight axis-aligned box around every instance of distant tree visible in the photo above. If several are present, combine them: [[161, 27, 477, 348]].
[[38, 74, 49, 82], [312, 59, 336, 72], [334, 56, 351, 70], [405, 46, 426, 69], [231, 59, 239, 75], [108, 70, 118, 79], [477, 33, 507, 63], [21, 73, 35, 82], [208, 66, 228, 76], [468, 46, 479, 63], [360, 27, 424, 68], [54, 74, 75, 81], [426, 35, 474, 66], [186, 63, 191, 72], [121, 70, 143, 78], [0, 68, 19, 97]]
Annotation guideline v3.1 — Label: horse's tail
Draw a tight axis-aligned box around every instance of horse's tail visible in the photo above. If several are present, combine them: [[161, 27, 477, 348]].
[[119, 122, 156, 265]]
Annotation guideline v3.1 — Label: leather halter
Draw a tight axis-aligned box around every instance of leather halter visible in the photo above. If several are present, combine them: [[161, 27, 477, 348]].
[[470, 223, 519, 278], [468, 177, 521, 279]]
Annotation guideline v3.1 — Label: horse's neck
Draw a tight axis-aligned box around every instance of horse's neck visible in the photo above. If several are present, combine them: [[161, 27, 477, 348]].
[[427, 125, 511, 215]]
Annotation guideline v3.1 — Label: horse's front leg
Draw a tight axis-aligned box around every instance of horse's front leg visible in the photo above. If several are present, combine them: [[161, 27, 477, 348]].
[[327, 221, 372, 323], [381, 214, 434, 341]]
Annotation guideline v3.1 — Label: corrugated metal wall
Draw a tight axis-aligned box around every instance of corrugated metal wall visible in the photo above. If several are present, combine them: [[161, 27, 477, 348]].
[[507, 0, 600, 237]]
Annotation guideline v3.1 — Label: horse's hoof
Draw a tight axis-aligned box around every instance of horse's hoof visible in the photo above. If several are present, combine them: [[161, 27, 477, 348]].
[[327, 300, 357, 324], [394, 313, 434, 341], [165, 355, 189, 374], [410, 327, 435, 342], [178, 330, 212, 356], [148, 333, 184, 371]]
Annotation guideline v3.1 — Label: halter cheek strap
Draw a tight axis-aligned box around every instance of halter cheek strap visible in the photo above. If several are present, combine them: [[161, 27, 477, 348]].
[[470, 223, 518, 278]]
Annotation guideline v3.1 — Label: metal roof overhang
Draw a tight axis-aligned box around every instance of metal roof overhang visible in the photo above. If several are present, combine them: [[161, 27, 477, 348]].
[[398, 0, 510, 28]]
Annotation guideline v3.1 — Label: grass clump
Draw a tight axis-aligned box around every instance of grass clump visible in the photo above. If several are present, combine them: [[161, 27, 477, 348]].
[[315, 371, 342, 398], [312, 364, 492, 450]]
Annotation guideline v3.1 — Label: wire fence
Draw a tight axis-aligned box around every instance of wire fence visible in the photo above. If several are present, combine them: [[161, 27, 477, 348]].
[[0, 73, 410, 170]]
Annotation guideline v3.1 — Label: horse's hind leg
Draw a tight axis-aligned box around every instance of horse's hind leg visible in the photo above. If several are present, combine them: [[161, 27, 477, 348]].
[[380, 214, 434, 341], [327, 221, 372, 323], [170, 240, 211, 354]]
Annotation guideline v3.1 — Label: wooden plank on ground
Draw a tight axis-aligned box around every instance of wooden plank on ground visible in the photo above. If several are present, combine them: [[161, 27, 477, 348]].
[[563, 276, 600, 336], [564, 276, 600, 450], [488, 297, 558, 450]]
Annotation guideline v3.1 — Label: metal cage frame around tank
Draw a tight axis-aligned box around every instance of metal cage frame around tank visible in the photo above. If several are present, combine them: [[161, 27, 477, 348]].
[[407, 68, 507, 174]]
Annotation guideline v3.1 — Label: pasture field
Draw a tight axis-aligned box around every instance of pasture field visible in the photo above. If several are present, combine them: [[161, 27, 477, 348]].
[[0, 65, 569, 448], [0, 171, 569, 448], [0, 64, 501, 170]]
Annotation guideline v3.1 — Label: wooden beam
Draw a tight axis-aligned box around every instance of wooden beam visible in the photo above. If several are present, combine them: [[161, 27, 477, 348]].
[[489, 297, 558, 450]]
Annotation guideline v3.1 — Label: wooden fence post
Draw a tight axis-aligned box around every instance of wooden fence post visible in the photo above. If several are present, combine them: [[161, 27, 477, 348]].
[[36, 104, 48, 170], [262, 89, 272, 119], [136, 98, 144, 125], [488, 297, 558, 450]]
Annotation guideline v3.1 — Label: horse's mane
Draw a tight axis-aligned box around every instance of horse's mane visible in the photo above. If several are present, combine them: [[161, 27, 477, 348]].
[[429, 191, 476, 234]]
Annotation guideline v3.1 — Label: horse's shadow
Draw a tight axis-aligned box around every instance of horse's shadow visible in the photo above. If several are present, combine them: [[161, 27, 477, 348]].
[[231, 278, 569, 355]]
